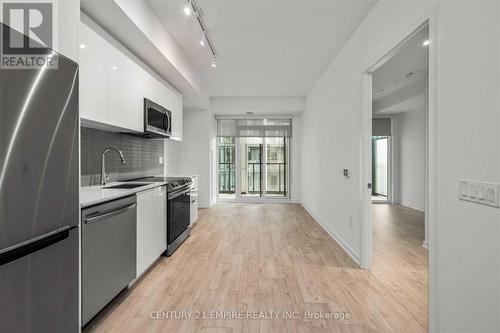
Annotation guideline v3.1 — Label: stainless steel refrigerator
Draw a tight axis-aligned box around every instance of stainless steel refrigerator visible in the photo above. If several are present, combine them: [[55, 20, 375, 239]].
[[0, 23, 79, 332]]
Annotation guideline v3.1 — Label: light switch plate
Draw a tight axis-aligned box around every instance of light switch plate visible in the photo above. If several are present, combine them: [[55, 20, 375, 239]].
[[343, 169, 350, 178], [459, 180, 500, 208]]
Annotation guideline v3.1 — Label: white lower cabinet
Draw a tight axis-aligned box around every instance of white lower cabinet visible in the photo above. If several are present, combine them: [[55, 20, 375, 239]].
[[136, 186, 167, 277]]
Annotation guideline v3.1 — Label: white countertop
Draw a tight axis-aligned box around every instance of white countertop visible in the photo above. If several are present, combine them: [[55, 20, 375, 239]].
[[80, 182, 167, 209], [80, 174, 198, 209]]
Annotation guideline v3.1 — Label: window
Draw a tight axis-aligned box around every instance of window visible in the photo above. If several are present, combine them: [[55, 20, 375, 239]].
[[372, 136, 389, 200]]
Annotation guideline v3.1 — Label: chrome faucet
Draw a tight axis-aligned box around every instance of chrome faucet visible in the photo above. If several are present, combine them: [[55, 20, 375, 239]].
[[101, 147, 126, 186]]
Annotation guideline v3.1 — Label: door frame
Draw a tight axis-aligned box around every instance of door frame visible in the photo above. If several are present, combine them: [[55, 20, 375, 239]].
[[359, 11, 438, 333]]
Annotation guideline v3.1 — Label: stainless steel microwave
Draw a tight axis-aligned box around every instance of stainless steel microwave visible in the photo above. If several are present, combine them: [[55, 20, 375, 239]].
[[144, 98, 172, 138]]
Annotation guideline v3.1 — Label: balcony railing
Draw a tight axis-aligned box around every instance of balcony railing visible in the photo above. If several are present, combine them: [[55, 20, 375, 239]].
[[218, 162, 286, 196], [218, 162, 235, 193]]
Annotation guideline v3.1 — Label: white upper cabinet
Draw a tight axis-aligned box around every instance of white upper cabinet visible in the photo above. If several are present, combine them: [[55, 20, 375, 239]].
[[79, 19, 182, 138], [141, 69, 165, 106], [79, 22, 107, 124], [107, 43, 143, 132]]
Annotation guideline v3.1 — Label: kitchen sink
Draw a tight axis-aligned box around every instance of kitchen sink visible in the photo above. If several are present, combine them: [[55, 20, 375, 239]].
[[104, 183, 151, 189]]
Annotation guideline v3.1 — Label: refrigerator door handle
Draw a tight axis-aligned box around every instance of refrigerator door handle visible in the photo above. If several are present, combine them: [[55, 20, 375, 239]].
[[0, 227, 72, 267], [84, 203, 137, 224]]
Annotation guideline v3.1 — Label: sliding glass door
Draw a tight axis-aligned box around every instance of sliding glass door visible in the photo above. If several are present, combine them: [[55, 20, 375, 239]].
[[217, 136, 289, 201], [217, 118, 292, 201]]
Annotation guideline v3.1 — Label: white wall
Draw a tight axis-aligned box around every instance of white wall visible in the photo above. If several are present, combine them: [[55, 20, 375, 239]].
[[176, 110, 215, 208], [291, 115, 302, 203], [301, 0, 500, 331], [395, 109, 426, 211], [435, 1, 499, 331], [210, 97, 305, 116]]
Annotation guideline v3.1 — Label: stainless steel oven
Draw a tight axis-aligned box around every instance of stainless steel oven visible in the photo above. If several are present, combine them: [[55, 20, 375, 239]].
[[144, 98, 172, 138], [166, 185, 191, 256]]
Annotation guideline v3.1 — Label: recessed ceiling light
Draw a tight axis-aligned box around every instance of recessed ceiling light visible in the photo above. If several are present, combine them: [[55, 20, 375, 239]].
[[79, 44, 86, 49], [422, 40, 430, 46], [183, 5, 191, 16], [200, 39, 205, 47]]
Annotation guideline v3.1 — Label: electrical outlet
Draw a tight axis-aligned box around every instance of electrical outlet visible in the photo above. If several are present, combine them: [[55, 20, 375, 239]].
[[159, 156, 163, 165]]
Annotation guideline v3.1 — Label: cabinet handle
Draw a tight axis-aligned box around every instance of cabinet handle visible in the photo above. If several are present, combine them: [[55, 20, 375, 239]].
[[84, 203, 136, 224]]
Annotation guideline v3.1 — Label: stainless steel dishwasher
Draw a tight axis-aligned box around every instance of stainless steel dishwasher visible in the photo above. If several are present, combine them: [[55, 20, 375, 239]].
[[81, 196, 137, 326]]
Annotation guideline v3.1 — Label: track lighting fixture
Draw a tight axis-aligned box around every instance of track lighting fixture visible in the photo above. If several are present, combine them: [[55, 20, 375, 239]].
[[184, 0, 217, 68]]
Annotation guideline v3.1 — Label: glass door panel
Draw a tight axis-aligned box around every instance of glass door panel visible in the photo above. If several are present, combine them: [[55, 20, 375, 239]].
[[239, 137, 263, 197], [218, 137, 236, 199], [265, 137, 287, 197]]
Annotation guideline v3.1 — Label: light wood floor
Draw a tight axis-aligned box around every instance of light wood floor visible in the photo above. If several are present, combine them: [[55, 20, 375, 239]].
[[83, 203, 428, 333], [372, 204, 428, 331]]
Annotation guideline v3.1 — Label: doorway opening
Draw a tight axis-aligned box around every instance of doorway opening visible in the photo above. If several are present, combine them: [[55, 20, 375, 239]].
[[364, 22, 431, 332]]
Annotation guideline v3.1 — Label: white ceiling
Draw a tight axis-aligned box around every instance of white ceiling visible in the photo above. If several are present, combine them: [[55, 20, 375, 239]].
[[372, 26, 429, 114], [147, 0, 377, 97]]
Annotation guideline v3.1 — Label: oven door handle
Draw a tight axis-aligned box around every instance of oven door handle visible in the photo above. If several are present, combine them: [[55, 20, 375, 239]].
[[168, 188, 190, 200]]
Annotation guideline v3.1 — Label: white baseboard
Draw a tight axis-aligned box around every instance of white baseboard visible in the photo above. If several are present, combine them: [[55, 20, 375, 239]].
[[422, 240, 428, 250], [400, 201, 425, 212], [301, 203, 361, 267]]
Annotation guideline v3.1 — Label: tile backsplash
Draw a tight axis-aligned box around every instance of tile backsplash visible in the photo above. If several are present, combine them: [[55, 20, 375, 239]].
[[81, 127, 164, 186]]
